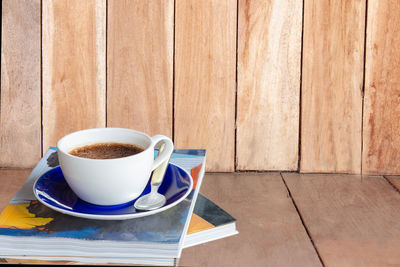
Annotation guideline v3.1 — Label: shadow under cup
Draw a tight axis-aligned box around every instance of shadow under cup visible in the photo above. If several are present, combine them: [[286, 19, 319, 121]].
[[56, 128, 170, 206]]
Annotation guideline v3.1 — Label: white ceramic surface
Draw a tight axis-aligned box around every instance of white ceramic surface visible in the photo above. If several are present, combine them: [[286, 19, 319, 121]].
[[57, 128, 173, 206]]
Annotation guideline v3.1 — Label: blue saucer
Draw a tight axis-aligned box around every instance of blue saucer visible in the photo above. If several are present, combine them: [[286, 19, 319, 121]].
[[33, 163, 193, 220]]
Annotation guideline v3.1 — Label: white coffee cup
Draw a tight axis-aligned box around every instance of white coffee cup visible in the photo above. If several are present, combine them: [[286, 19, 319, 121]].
[[57, 128, 174, 206]]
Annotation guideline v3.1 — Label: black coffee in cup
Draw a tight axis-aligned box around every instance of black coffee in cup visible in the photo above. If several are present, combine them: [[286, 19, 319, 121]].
[[69, 142, 144, 159]]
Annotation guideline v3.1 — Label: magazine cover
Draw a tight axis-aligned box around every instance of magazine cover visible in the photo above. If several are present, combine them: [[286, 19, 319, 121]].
[[185, 194, 238, 248], [0, 147, 206, 265], [188, 194, 236, 235]]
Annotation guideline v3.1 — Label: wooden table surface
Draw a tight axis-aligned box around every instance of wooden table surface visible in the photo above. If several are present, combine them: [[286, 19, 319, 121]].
[[2, 170, 400, 266]]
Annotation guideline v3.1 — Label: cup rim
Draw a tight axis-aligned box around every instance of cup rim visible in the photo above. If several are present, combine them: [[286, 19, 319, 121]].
[[57, 127, 153, 162]]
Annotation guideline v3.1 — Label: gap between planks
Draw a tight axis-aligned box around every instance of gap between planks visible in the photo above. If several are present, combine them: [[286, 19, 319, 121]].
[[383, 175, 400, 195], [280, 172, 325, 267]]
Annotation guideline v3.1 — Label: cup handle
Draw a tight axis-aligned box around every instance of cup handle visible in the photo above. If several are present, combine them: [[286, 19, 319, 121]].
[[150, 135, 174, 171]]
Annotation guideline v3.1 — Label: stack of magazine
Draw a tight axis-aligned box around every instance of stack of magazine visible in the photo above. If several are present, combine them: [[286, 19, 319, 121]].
[[0, 148, 238, 265]]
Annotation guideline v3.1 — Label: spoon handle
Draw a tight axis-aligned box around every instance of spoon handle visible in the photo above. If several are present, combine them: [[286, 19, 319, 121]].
[[151, 143, 170, 185]]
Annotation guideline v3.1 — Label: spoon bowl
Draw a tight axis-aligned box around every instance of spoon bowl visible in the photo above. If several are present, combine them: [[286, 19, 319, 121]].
[[134, 143, 169, 211], [134, 184, 166, 210]]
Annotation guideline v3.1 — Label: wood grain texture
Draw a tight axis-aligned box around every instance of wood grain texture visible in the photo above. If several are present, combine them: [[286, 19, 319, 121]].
[[283, 173, 400, 266], [237, 0, 302, 171], [180, 173, 322, 266], [42, 0, 106, 150], [363, 1, 400, 175], [175, 0, 236, 172], [107, 0, 173, 137], [301, 0, 365, 173], [0, 0, 41, 168], [0, 169, 32, 212]]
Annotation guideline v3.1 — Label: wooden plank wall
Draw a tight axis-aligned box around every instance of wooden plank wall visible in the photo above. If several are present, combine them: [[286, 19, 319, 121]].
[[107, 0, 173, 137], [301, 0, 365, 174], [237, 0, 302, 171], [1, 0, 400, 174], [0, 0, 41, 168], [42, 0, 106, 151], [363, 0, 400, 175], [175, 0, 236, 172]]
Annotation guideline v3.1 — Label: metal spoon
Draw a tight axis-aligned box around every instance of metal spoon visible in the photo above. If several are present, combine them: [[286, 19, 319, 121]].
[[134, 143, 168, 211]]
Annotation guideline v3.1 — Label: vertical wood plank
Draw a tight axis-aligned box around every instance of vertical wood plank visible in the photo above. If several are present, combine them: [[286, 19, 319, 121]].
[[237, 0, 302, 171], [107, 0, 173, 137], [0, 0, 41, 167], [363, 1, 400, 175], [301, 0, 365, 173], [175, 0, 236, 172], [42, 0, 106, 150]]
